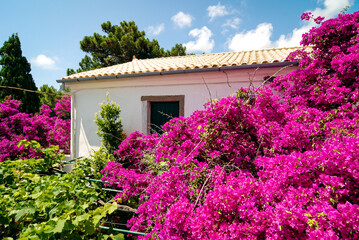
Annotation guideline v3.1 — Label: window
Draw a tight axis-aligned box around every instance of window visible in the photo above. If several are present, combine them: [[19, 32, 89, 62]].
[[141, 95, 184, 134]]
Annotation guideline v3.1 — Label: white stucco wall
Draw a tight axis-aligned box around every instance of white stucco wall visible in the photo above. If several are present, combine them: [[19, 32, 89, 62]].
[[64, 66, 297, 158]]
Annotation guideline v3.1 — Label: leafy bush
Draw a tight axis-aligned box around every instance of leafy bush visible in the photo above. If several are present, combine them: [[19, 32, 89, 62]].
[[95, 93, 125, 155], [101, 11, 359, 239], [89, 147, 116, 179], [0, 142, 124, 240]]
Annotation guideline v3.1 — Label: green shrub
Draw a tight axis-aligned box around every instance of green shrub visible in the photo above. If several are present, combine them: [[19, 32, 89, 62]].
[[95, 93, 126, 154]]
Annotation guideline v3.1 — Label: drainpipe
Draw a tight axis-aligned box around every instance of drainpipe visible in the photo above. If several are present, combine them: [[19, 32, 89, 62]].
[[70, 89, 77, 158]]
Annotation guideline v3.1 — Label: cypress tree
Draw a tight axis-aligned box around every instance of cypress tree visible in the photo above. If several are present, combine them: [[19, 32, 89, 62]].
[[0, 34, 39, 113]]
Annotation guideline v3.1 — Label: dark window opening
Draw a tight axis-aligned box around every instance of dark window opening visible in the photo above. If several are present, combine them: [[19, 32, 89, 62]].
[[141, 95, 185, 134], [263, 75, 276, 83], [150, 101, 179, 134]]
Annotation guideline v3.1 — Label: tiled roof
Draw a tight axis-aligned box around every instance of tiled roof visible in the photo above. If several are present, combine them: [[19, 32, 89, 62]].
[[62, 47, 302, 80]]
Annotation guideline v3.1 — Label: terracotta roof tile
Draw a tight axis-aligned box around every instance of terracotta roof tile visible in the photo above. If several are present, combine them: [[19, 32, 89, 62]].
[[62, 46, 303, 80]]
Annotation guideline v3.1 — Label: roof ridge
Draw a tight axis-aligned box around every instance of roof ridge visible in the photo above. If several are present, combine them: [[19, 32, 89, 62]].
[[134, 46, 305, 61]]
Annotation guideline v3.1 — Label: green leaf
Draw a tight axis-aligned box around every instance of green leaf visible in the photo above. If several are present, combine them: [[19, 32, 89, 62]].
[[73, 213, 89, 226], [30, 191, 42, 199], [93, 215, 103, 226], [84, 221, 95, 235], [52, 218, 66, 233], [111, 233, 125, 240], [17, 140, 25, 148], [108, 202, 118, 215], [28, 206, 35, 214], [15, 208, 27, 222], [30, 140, 41, 149], [81, 202, 89, 210]]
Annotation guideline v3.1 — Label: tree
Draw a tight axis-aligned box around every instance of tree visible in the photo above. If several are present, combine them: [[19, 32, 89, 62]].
[[39, 84, 62, 110], [67, 21, 187, 74], [164, 43, 187, 57], [0, 34, 39, 113], [94, 92, 125, 154]]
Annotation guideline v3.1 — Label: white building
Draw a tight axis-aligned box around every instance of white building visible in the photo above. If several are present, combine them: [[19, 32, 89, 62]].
[[57, 47, 301, 158]]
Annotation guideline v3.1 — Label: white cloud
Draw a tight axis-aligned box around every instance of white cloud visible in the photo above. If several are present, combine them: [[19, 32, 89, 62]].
[[227, 0, 353, 51], [30, 54, 57, 70], [275, 0, 352, 48], [147, 24, 165, 36], [184, 26, 215, 53], [171, 11, 194, 28], [312, 0, 353, 19], [228, 23, 273, 51], [275, 26, 311, 48], [223, 17, 241, 29], [207, 2, 229, 21]]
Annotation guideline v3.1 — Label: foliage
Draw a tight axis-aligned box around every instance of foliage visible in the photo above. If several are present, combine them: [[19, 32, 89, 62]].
[[90, 147, 116, 179], [0, 96, 70, 161], [163, 43, 187, 57], [0, 142, 124, 240], [17, 140, 64, 173], [0, 34, 40, 113], [39, 84, 59, 110], [38, 84, 69, 112], [95, 93, 125, 155], [101, 11, 359, 239], [67, 21, 187, 74]]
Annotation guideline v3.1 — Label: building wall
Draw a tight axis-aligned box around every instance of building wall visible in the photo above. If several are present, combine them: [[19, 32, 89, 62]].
[[65, 66, 296, 158]]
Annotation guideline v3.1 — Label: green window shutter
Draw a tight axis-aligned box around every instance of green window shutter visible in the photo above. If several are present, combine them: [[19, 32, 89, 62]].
[[150, 101, 179, 133]]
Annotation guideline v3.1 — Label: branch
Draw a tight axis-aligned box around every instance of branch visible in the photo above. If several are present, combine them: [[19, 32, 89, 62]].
[[194, 170, 213, 208], [202, 76, 213, 103], [261, 64, 295, 87]]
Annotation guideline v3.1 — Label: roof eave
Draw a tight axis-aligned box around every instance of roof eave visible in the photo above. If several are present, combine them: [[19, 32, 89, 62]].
[[56, 61, 298, 84]]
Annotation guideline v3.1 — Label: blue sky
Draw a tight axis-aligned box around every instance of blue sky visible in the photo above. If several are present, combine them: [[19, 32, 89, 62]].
[[1, 0, 358, 88]]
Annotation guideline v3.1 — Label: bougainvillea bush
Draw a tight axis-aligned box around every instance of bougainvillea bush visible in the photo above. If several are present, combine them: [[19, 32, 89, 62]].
[[102, 11, 359, 239], [0, 95, 70, 161]]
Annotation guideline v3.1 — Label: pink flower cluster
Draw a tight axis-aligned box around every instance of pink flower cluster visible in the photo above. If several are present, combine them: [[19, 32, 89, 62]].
[[301, 12, 325, 24], [0, 95, 71, 161], [54, 94, 71, 119], [102, 12, 359, 239]]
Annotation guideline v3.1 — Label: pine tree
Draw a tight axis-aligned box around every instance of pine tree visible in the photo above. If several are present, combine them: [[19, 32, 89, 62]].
[[0, 34, 39, 113], [67, 21, 187, 75]]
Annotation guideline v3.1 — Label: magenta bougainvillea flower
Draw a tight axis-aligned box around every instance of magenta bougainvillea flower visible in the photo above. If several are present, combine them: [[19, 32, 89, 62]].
[[0, 95, 70, 161], [102, 11, 359, 239]]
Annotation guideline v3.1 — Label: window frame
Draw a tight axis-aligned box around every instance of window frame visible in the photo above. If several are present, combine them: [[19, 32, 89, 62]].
[[141, 95, 185, 134]]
